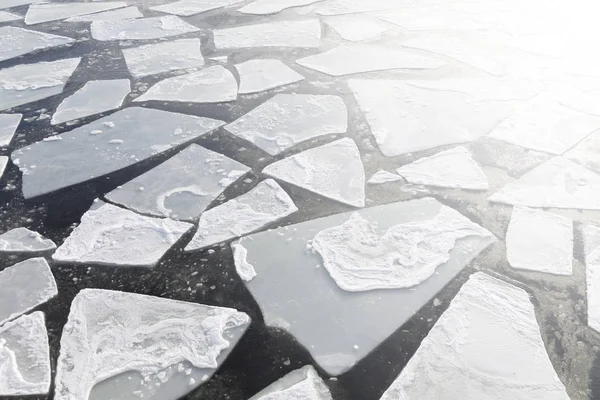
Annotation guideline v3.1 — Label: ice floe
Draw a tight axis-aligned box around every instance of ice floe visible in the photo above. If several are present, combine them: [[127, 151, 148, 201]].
[[0, 27, 72, 63], [506, 206, 572, 275], [379, 273, 570, 400], [12, 107, 224, 198], [489, 157, 600, 209], [150, 0, 244, 16], [225, 94, 347, 155], [367, 170, 402, 184], [314, 0, 401, 15], [25, 2, 127, 25], [296, 44, 445, 76], [0, 257, 57, 326], [0, 113, 20, 147], [324, 15, 390, 42], [0, 312, 51, 396], [235, 59, 304, 94], [376, 6, 490, 31], [0, 57, 80, 112], [65, 6, 142, 22], [54, 288, 250, 400], [239, 0, 321, 15], [232, 242, 256, 282], [249, 365, 332, 399], [0, 156, 7, 179], [91, 16, 199, 41], [213, 19, 321, 49], [583, 224, 600, 333], [0, 0, 38, 9], [51, 79, 130, 125], [262, 138, 365, 207], [396, 146, 489, 190], [185, 179, 297, 250], [106, 144, 250, 220], [0, 227, 56, 253], [234, 197, 495, 375], [134, 65, 237, 104], [0, 11, 21, 22], [122, 39, 204, 78]]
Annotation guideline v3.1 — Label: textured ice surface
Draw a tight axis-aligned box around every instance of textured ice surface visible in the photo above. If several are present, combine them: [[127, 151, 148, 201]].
[[65, 6, 142, 21], [235, 197, 495, 375], [0, 114, 21, 147], [0, 27, 74, 63], [0, 156, 7, 179], [235, 59, 304, 94], [324, 15, 390, 42], [0, 312, 51, 396], [213, 19, 321, 49], [489, 157, 600, 209], [506, 206, 572, 275], [185, 179, 297, 250], [0, 11, 21, 22], [51, 79, 130, 125], [225, 94, 347, 155], [106, 144, 250, 220], [249, 366, 332, 399], [376, 6, 490, 31], [239, 0, 321, 14], [123, 39, 204, 78], [368, 170, 402, 184], [232, 242, 256, 282], [0, 257, 57, 326], [134, 66, 237, 104], [25, 2, 126, 24], [53, 203, 193, 267], [583, 224, 600, 333], [314, 0, 401, 15], [12, 107, 224, 198], [296, 44, 445, 76], [150, 0, 243, 16], [54, 289, 250, 400], [262, 138, 364, 207], [396, 146, 489, 190], [0, 58, 80, 112], [91, 16, 199, 41], [0, 227, 56, 253], [379, 273, 570, 400]]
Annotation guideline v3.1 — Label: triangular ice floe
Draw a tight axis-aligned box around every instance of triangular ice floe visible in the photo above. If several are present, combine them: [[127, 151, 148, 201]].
[[0, 227, 56, 253], [150, 0, 243, 16], [583, 224, 600, 333], [0, 11, 21, 22], [249, 366, 332, 399], [91, 16, 199, 41], [0, 27, 74, 63], [122, 39, 204, 79], [235, 59, 304, 94], [0, 113, 21, 147], [25, 2, 127, 24]]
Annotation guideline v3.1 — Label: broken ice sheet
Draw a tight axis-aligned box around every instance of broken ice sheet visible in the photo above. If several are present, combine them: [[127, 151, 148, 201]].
[[0, 113, 21, 147], [0, 156, 7, 179], [296, 44, 445, 76], [150, 0, 243, 17], [53, 203, 193, 267], [0, 58, 80, 112], [0, 227, 56, 253], [12, 107, 224, 199], [65, 6, 142, 22], [239, 0, 321, 15], [91, 16, 199, 41], [583, 224, 600, 333], [235, 59, 304, 94], [396, 146, 489, 190], [213, 19, 321, 50], [106, 144, 250, 221], [51, 79, 130, 125], [234, 197, 495, 375], [134, 66, 237, 104], [263, 138, 365, 207], [367, 170, 402, 184], [225, 94, 347, 155], [0, 257, 58, 326], [506, 206, 573, 275], [0, 11, 21, 22], [54, 289, 250, 400], [0, 0, 38, 9], [122, 39, 204, 79], [0, 312, 51, 396], [249, 365, 332, 399], [185, 179, 298, 251], [379, 273, 570, 400], [25, 2, 127, 25], [324, 15, 390, 42]]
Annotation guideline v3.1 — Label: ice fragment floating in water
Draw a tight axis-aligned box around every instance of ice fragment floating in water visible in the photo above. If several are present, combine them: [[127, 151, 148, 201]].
[[122, 39, 204, 79], [0, 227, 56, 253], [65, 6, 142, 22], [232, 243, 256, 282], [249, 365, 332, 399], [583, 224, 600, 333], [91, 16, 199, 41], [25, 2, 127, 25], [0, 27, 74, 63], [239, 0, 321, 15], [0, 11, 21, 22], [0, 156, 7, 180], [150, 0, 244, 16], [0, 114, 21, 147], [367, 170, 402, 184], [235, 59, 304, 94]]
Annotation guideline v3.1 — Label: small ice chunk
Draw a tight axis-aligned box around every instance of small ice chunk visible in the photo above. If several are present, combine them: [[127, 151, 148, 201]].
[[91, 16, 199, 41], [51, 79, 130, 125], [0, 113, 21, 147], [0, 11, 21, 22], [150, 0, 243, 16], [396, 146, 488, 190], [25, 2, 127, 25], [0, 27, 74, 63], [249, 366, 332, 399], [262, 138, 365, 207], [367, 170, 402, 184], [209, 55, 228, 62], [65, 6, 142, 22], [106, 144, 250, 220], [134, 66, 237, 104], [239, 0, 321, 15], [53, 203, 193, 267], [0, 227, 56, 253], [185, 179, 298, 250], [324, 15, 390, 42], [213, 19, 321, 50], [54, 288, 251, 400], [583, 224, 600, 332], [0, 156, 7, 179], [0, 312, 51, 396], [379, 273, 570, 400], [232, 243, 256, 282], [0, 257, 58, 326], [506, 206, 573, 275], [235, 59, 304, 94], [122, 39, 204, 79]]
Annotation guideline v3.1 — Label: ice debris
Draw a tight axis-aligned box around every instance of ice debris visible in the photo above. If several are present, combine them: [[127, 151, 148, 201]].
[[0, 114, 21, 147], [249, 365, 332, 399], [91, 16, 199, 41], [0, 227, 56, 253], [232, 242, 256, 282], [122, 39, 204, 79], [367, 170, 402, 184]]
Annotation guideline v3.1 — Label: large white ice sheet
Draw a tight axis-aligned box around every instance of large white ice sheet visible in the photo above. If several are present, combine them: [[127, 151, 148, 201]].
[[0, 27, 74, 63], [25, 2, 127, 25], [213, 19, 321, 49], [235, 59, 304, 94], [91, 16, 199, 41], [122, 39, 204, 79]]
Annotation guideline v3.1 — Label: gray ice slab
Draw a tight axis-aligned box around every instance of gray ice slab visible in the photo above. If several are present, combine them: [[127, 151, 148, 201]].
[[11, 107, 224, 199], [0, 114, 21, 147], [239, 0, 321, 15], [150, 0, 244, 16], [0, 227, 56, 253], [0, 27, 73, 62], [249, 365, 332, 399], [0, 257, 58, 326], [91, 16, 199, 41], [65, 6, 142, 22], [0, 11, 21, 22], [55, 289, 250, 400], [0, 58, 81, 112], [122, 39, 204, 79], [106, 144, 250, 221], [25, 2, 127, 25], [235, 59, 304, 94], [0, 156, 7, 179], [225, 94, 347, 155], [51, 79, 130, 125], [234, 197, 495, 375]]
